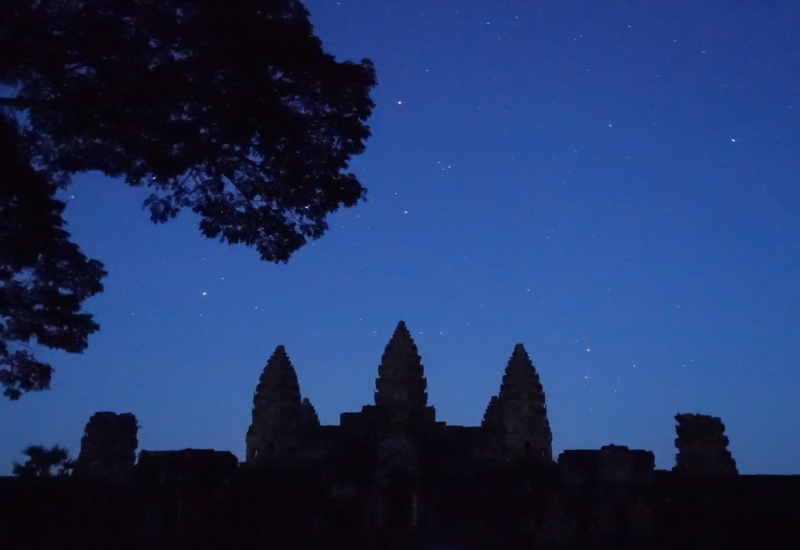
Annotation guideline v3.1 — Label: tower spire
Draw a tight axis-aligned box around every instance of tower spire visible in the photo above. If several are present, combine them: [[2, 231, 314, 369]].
[[246, 345, 317, 461], [498, 344, 547, 405], [252, 345, 301, 412], [374, 321, 428, 421], [482, 343, 553, 461]]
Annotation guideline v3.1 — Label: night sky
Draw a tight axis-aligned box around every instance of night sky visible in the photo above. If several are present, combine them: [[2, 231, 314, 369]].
[[3, 0, 799, 475]]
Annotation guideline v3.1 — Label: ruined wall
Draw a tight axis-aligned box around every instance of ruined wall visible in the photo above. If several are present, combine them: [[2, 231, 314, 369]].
[[73, 411, 138, 481], [673, 413, 738, 475]]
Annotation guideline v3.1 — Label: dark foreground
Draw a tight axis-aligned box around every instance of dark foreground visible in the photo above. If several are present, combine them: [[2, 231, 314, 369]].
[[1, 466, 798, 550]]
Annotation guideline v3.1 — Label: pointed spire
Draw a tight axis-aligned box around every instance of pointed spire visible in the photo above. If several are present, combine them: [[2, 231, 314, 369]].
[[482, 343, 552, 461], [246, 345, 311, 461], [374, 321, 428, 413], [253, 345, 301, 412], [497, 343, 547, 406]]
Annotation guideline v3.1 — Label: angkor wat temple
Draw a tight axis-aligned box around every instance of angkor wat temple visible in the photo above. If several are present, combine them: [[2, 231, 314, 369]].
[[2, 321, 798, 549]]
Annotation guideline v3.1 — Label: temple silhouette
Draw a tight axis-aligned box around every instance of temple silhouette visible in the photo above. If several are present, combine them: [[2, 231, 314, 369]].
[[245, 321, 553, 469], [2, 321, 798, 549]]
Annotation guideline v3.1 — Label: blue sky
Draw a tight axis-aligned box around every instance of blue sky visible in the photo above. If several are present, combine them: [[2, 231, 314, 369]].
[[2, 0, 799, 474]]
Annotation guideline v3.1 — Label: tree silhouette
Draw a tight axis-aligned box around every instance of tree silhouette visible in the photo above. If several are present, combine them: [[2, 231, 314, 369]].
[[0, 0, 376, 398], [0, 117, 106, 399], [12, 445, 74, 477]]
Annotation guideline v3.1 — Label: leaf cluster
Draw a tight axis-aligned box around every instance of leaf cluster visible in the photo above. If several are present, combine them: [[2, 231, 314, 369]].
[[0, 116, 106, 399], [12, 444, 75, 477]]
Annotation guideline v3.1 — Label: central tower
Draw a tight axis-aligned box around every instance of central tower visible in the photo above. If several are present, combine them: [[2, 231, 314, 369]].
[[374, 321, 434, 426]]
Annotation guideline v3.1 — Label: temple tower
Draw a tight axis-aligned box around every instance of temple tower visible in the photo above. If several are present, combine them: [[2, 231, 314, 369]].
[[372, 321, 433, 532], [374, 321, 434, 426], [673, 413, 738, 475], [482, 344, 553, 461], [245, 345, 319, 461], [73, 412, 138, 481]]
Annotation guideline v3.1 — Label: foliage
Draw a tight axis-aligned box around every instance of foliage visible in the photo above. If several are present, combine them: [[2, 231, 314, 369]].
[[0, 0, 375, 398], [0, 0, 376, 261], [12, 445, 74, 477], [0, 116, 106, 399]]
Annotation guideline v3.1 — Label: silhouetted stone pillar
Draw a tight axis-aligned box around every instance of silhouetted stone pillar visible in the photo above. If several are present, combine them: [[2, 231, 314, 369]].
[[482, 344, 553, 461], [73, 411, 138, 481], [673, 413, 738, 475]]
